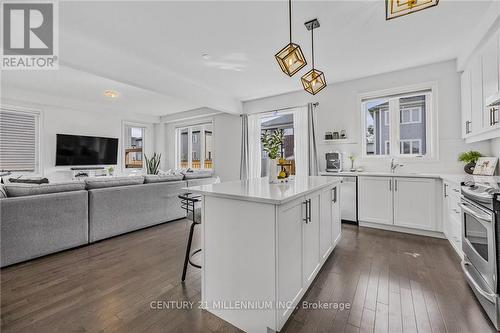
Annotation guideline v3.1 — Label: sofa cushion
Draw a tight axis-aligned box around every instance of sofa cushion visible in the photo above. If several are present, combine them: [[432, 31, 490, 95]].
[[5, 181, 86, 197], [85, 176, 145, 190], [144, 174, 184, 183], [182, 171, 213, 180]]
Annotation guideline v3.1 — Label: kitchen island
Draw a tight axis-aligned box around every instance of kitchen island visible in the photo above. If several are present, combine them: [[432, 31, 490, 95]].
[[187, 176, 342, 333]]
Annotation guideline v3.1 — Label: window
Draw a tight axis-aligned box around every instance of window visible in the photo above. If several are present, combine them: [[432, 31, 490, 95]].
[[260, 112, 295, 177], [400, 107, 422, 124], [0, 108, 40, 173], [400, 139, 422, 154], [176, 123, 213, 170], [123, 123, 145, 169], [362, 86, 433, 158]]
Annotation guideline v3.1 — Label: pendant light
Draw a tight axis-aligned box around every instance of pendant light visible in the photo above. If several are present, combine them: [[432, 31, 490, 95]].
[[301, 18, 326, 95], [275, 0, 307, 77]]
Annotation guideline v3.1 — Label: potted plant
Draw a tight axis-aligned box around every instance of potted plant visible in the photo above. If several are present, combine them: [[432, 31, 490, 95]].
[[145, 153, 161, 175], [261, 130, 284, 183], [458, 151, 482, 174]]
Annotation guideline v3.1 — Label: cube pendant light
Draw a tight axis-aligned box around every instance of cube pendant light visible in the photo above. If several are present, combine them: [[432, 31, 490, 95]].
[[301, 68, 326, 95], [275, 0, 306, 76], [301, 19, 326, 95]]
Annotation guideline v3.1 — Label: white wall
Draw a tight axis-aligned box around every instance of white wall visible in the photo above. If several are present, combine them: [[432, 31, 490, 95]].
[[162, 113, 241, 182], [243, 60, 491, 174], [2, 99, 158, 181]]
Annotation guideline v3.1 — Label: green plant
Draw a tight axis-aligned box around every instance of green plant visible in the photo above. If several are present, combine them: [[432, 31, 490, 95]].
[[348, 154, 356, 162], [107, 166, 114, 173], [458, 151, 482, 164], [145, 153, 161, 175], [261, 130, 284, 160]]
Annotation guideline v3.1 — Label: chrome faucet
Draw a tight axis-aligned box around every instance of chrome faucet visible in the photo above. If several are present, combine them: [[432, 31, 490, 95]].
[[390, 158, 404, 173]]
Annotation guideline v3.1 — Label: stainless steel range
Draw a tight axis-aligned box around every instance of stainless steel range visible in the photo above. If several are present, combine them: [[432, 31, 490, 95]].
[[461, 180, 500, 330]]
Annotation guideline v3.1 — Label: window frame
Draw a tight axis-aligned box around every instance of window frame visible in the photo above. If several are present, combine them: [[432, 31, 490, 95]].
[[400, 106, 422, 124], [359, 82, 438, 161], [122, 121, 147, 173], [175, 121, 214, 170], [0, 105, 42, 176]]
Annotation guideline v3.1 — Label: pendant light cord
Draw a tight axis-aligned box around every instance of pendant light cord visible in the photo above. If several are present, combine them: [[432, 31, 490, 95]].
[[288, 0, 292, 44], [311, 27, 314, 69]]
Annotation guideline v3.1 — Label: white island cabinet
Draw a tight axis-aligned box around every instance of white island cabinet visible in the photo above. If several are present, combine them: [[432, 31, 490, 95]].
[[187, 176, 341, 333]]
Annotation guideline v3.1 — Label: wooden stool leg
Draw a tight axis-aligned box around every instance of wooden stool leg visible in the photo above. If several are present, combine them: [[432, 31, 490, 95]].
[[181, 221, 196, 282]]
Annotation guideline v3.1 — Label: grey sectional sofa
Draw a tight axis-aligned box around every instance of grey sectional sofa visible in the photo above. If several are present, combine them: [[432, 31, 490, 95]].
[[0, 174, 219, 267]]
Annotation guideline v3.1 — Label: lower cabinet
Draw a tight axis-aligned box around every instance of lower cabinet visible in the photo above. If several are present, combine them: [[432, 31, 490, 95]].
[[303, 191, 321, 285], [393, 178, 436, 230], [277, 183, 341, 328], [358, 176, 393, 225], [358, 176, 438, 232], [443, 181, 463, 258]]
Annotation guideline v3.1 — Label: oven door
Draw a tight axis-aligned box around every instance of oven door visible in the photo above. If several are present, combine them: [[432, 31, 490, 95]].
[[461, 197, 496, 292]]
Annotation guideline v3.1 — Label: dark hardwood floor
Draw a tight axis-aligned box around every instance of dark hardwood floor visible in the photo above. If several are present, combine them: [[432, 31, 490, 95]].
[[1, 221, 496, 333]]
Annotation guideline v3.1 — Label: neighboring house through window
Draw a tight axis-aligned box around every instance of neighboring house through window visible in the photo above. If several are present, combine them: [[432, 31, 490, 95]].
[[176, 122, 213, 170], [361, 84, 434, 159], [0, 107, 41, 174]]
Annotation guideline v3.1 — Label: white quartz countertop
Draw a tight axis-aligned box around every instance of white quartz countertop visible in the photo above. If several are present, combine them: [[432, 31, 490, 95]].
[[186, 176, 341, 205], [319, 171, 500, 185]]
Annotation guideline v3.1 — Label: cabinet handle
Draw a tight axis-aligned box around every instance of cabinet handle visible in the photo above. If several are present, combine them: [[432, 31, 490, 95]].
[[453, 188, 460, 193], [303, 201, 308, 223], [465, 120, 471, 134], [389, 180, 392, 191], [332, 187, 337, 203], [444, 184, 448, 197], [493, 108, 499, 125], [308, 199, 312, 223], [395, 179, 398, 191]]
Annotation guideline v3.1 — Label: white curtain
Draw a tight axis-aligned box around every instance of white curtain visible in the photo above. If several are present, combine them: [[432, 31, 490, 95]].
[[307, 103, 319, 176], [293, 106, 309, 177], [240, 115, 249, 180], [247, 114, 262, 179]]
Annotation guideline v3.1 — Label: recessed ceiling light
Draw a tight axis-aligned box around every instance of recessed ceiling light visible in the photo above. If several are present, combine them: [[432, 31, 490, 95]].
[[104, 90, 119, 99], [202, 53, 211, 60]]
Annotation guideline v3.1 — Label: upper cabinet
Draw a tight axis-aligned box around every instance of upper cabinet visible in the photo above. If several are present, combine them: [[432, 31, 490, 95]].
[[461, 69, 472, 138], [460, 27, 500, 142]]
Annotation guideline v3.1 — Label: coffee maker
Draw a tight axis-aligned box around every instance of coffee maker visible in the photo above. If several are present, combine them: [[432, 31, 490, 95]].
[[325, 152, 343, 172]]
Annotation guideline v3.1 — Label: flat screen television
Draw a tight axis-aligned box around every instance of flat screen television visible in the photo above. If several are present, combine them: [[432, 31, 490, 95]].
[[56, 134, 118, 166]]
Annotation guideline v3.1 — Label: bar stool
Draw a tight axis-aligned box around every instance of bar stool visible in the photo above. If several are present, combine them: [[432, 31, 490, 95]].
[[179, 192, 202, 282]]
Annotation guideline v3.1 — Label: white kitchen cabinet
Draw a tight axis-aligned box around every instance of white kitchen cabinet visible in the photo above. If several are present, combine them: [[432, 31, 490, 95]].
[[393, 178, 437, 230], [196, 177, 342, 333], [443, 181, 463, 258], [461, 69, 472, 138], [319, 186, 333, 261], [482, 35, 499, 103], [470, 54, 484, 132], [277, 199, 305, 322], [482, 33, 499, 129], [460, 26, 500, 141], [358, 176, 393, 225], [319, 185, 341, 263], [358, 176, 439, 233], [303, 191, 321, 285], [332, 187, 341, 246]]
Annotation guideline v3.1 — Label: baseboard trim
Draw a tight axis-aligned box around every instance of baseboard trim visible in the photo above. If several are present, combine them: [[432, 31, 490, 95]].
[[358, 221, 445, 239]]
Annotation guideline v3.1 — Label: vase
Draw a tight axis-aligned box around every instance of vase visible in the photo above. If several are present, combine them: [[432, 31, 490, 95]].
[[268, 158, 278, 183], [464, 161, 476, 175]]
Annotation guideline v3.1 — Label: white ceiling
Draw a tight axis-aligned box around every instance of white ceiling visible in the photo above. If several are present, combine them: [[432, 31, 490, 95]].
[[1, 0, 494, 116]]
